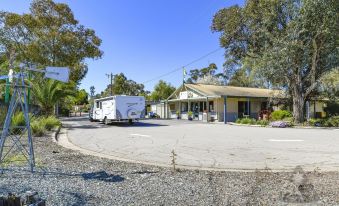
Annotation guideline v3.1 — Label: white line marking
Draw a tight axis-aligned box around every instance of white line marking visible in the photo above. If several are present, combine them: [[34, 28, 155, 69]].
[[130, 134, 151, 138], [269, 139, 304, 142]]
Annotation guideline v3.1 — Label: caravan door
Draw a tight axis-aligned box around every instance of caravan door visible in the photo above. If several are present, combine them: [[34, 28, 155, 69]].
[[93, 100, 103, 120]]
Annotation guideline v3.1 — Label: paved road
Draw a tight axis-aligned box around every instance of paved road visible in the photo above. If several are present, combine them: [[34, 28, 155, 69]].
[[62, 117, 339, 171]]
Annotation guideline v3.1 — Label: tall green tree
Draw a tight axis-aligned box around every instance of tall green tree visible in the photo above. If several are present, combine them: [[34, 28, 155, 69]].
[[186, 63, 225, 85], [74, 89, 89, 105], [150, 80, 175, 101], [103, 73, 147, 96], [212, 0, 339, 123], [90, 86, 95, 98], [319, 69, 339, 100], [228, 66, 270, 88], [0, 0, 103, 83]]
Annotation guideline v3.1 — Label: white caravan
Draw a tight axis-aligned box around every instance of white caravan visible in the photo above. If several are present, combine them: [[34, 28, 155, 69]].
[[91, 95, 145, 124]]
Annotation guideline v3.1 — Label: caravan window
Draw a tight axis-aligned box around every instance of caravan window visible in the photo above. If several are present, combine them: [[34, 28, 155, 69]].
[[100, 102, 102, 109], [96, 101, 100, 108]]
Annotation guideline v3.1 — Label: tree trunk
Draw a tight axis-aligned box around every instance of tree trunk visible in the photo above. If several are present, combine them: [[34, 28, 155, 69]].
[[292, 87, 305, 124]]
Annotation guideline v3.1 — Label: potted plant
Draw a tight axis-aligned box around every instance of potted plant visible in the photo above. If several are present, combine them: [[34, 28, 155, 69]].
[[187, 111, 193, 121], [176, 110, 180, 119]]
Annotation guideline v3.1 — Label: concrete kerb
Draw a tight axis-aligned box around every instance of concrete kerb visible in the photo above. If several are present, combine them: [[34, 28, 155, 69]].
[[53, 126, 328, 173], [228, 122, 339, 130]]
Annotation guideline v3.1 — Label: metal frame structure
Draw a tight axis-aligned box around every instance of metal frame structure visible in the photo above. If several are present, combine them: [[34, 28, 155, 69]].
[[0, 67, 34, 172], [0, 65, 69, 173]]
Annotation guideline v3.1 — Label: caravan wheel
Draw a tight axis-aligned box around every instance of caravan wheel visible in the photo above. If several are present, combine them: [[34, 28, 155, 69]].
[[104, 117, 109, 125]]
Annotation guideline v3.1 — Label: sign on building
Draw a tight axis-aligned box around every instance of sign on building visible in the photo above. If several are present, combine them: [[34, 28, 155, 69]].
[[179, 91, 194, 99]]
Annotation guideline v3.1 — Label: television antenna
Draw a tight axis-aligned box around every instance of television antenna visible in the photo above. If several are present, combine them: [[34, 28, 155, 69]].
[[0, 64, 69, 172]]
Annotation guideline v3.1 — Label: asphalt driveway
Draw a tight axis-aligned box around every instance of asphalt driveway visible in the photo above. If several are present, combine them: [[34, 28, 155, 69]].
[[61, 117, 339, 171]]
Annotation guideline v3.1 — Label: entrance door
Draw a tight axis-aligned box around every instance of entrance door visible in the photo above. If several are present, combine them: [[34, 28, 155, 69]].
[[94, 101, 103, 120], [238, 101, 250, 118], [191, 102, 199, 119]]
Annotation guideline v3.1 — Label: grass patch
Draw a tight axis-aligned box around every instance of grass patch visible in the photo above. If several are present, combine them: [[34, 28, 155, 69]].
[[1, 153, 28, 167]]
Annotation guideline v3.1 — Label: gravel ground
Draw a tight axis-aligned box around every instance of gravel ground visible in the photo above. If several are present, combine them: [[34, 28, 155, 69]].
[[0, 132, 338, 205]]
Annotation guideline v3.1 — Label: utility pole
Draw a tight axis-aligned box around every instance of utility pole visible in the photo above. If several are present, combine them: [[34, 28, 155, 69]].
[[105, 72, 114, 96], [183, 67, 186, 85]]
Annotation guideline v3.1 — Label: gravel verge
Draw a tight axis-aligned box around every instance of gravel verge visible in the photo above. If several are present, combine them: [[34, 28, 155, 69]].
[[0, 130, 338, 205]]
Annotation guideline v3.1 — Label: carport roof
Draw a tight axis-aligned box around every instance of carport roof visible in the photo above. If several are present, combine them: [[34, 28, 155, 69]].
[[168, 84, 284, 99]]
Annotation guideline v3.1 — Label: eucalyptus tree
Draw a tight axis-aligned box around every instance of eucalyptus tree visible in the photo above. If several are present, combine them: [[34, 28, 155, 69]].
[[102, 73, 147, 97], [150, 80, 175, 101], [0, 0, 103, 83], [212, 0, 339, 123], [186, 63, 226, 85], [90, 86, 95, 98]]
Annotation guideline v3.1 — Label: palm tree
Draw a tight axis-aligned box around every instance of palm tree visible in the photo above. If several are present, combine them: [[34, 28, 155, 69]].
[[31, 79, 74, 116]]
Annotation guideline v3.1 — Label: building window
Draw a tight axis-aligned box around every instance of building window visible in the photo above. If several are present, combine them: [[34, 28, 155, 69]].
[[199, 102, 204, 112], [169, 104, 175, 111], [238, 101, 250, 117], [181, 102, 188, 112]]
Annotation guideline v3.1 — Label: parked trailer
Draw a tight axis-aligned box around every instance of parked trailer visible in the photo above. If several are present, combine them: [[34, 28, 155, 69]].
[[90, 95, 145, 124]]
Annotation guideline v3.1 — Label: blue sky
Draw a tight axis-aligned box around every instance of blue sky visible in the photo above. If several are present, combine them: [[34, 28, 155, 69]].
[[0, 0, 244, 94]]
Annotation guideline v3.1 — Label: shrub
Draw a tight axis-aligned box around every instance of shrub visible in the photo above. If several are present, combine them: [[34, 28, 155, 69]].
[[11, 112, 26, 134], [60, 107, 70, 117], [239, 118, 256, 124], [271, 110, 292, 121], [31, 119, 46, 137], [307, 118, 323, 127], [324, 101, 339, 116], [0, 106, 7, 127], [43, 116, 61, 131], [282, 116, 294, 122], [307, 116, 339, 127], [323, 116, 339, 127], [235, 118, 241, 123], [256, 120, 269, 126], [187, 111, 193, 117]]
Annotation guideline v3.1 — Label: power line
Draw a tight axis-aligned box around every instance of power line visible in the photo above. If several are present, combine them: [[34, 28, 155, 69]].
[[142, 47, 223, 84]]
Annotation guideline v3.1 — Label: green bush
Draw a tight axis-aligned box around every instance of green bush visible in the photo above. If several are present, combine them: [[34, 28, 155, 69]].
[[31, 119, 46, 137], [43, 116, 61, 131], [282, 116, 294, 122], [0, 106, 7, 127], [271, 110, 292, 121], [307, 118, 323, 127], [324, 101, 339, 116], [307, 116, 339, 127], [235, 118, 241, 123], [256, 120, 269, 126], [30, 115, 61, 136], [239, 118, 256, 124], [323, 116, 339, 127], [11, 112, 26, 134], [0, 111, 61, 136]]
